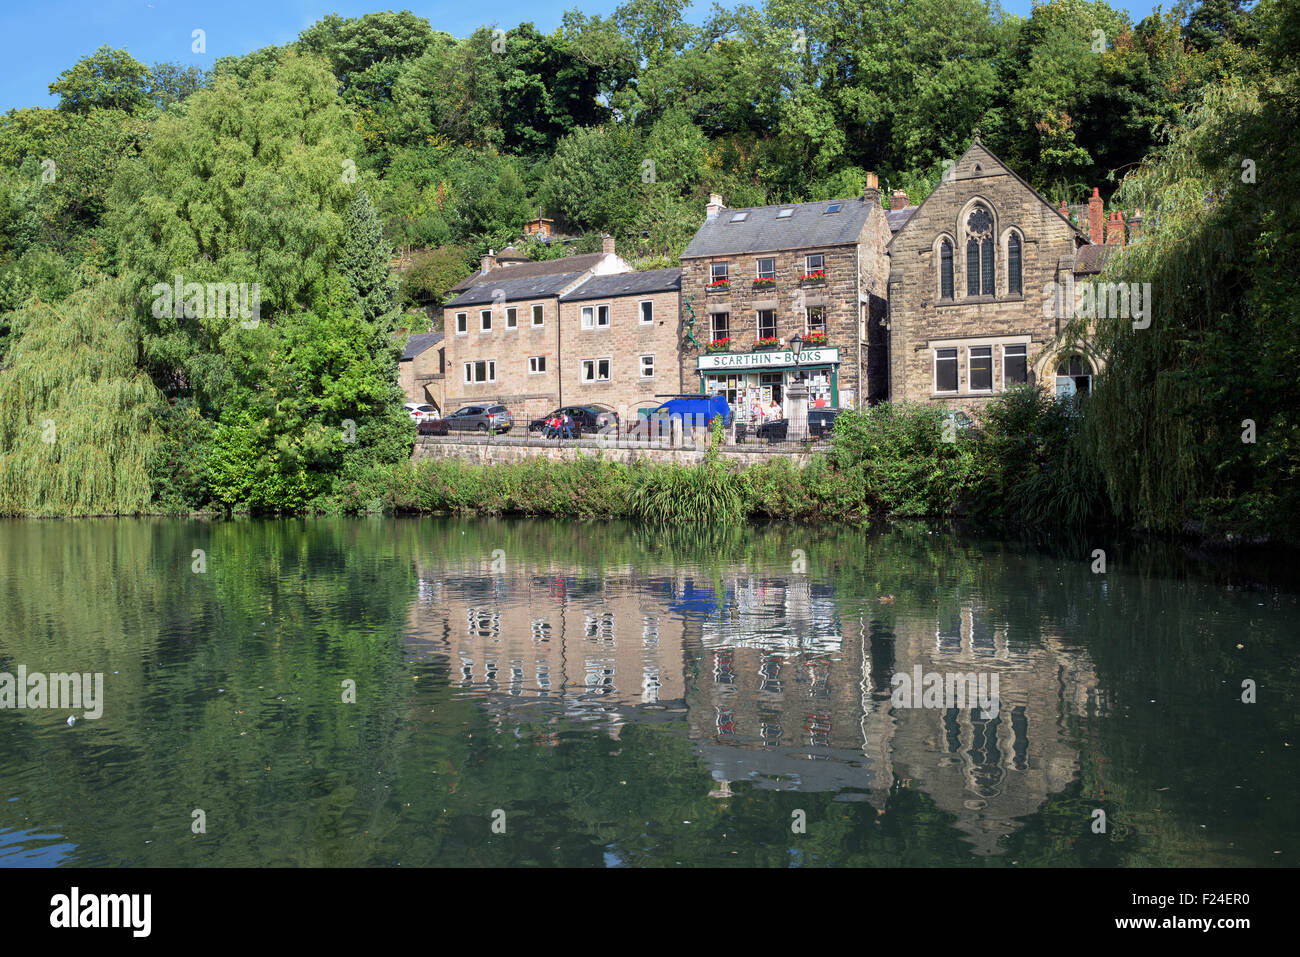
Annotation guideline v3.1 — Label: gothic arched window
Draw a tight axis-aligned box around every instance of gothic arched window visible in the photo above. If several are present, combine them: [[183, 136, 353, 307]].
[[939, 240, 954, 299], [1008, 233, 1022, 295], [965, 205, 995, 296]]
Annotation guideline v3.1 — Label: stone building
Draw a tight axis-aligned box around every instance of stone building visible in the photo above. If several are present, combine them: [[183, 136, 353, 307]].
[[397, 331, 445, 413], [441, 239, 637, 423], [557, 268, 682, 420], [677, 180, 892, 418], [884, 138, 1108, 409]]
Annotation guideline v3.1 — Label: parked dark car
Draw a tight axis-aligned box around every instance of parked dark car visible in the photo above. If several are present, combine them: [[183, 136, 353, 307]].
[[428, 405, 513, 435], [527, 404, 619, 436], [754, 408, 841, 442]]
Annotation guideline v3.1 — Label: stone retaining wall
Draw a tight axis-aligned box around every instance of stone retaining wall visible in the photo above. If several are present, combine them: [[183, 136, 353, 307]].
[[411, 435, 815, 468]]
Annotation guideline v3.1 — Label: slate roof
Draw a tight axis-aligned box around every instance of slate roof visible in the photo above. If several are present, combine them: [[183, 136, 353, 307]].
[[681, 197, 876, 259], [448, 252, 606, 293], [400, 332, 443, 360], [445, 271, 587, 308], [886, 206, 918, 233], [560, 268, 681, 302], [1073, 244, 1116, 275]]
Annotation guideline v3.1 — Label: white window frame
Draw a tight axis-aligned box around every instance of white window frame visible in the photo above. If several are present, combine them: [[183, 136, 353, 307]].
[[480, 309, 492, 333], [596, 304, 610, 328], [710, 262, 729, 282], [505, 306, 518, 329], [455, 312, 467, 335], [967, 345, 994, 393], [1001, 343, 1029, 390], [640, 354, 655, 378], [531, 303, 544, 327], [639, 300, 654, 324], [464, 360, 496, 384], [934, 348, 958, 394], [805, 305, 827, 335], [581, 358, 612, 382], [528, 356, 546, 375], [756, 309, 777, 341], [756, 257, 776, 280], [581, 305, 594, 329], [805, 253, 825, 274]]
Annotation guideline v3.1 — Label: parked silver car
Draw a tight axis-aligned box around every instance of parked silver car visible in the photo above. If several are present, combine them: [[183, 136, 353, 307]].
[[441, 404, 513, 434]]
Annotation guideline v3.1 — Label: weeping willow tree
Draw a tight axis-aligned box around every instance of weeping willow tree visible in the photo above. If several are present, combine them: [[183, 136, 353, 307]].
[[0, 279, 164, 515], [1065, 0, 1300, 540]]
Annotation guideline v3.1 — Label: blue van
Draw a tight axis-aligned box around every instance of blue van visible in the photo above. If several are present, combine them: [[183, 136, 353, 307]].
[[652, 395, 732, 428], [634, 394, 731, 439]]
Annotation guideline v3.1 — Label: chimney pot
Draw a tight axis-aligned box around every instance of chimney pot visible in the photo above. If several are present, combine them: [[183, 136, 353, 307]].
[[602, 234, 616, 255], [706, 193, 725, 220], [891, 189, 909, 209]]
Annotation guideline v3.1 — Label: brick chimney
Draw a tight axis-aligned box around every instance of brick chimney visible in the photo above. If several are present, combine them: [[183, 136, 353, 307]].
[[602, 234, 616, 255], [706, 193, 725, 220], [1088, 188, 1104, 245], [1106, 209, 1126, 246], [891, 189, 908, 209], [480, 249, 497, 274], [863, 171, 881, 206]]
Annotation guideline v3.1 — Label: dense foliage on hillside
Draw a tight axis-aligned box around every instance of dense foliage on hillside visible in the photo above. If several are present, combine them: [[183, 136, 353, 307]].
[[0, 0, 1292, 533]]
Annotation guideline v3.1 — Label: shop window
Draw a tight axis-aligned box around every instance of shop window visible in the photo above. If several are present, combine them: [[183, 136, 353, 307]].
[[935, 348, 958, 393]]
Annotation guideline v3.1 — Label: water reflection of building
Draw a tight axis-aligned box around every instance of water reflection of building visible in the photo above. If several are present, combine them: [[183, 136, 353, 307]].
[[405, 562, 690, 735], [406, 563, 1102, 856]]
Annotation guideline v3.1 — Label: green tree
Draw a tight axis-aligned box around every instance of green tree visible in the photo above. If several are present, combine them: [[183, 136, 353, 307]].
[[49, 46, 152, 114]]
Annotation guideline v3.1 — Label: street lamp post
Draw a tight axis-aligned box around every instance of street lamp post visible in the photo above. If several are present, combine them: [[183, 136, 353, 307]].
[[786, 334, 809, 443]]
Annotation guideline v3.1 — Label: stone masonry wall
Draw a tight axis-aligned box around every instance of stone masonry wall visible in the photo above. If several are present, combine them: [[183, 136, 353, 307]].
[[558, 288, 682, 420], [678, 238, 867, 403], [887, 142, 1081, 413]]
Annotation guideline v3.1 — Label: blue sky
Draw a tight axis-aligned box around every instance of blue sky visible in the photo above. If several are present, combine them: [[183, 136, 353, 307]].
[[2, 0, 1170, 113]]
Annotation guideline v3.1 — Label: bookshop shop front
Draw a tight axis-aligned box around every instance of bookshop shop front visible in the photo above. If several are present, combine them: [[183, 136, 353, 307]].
[[696, 347, 843, 424]]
